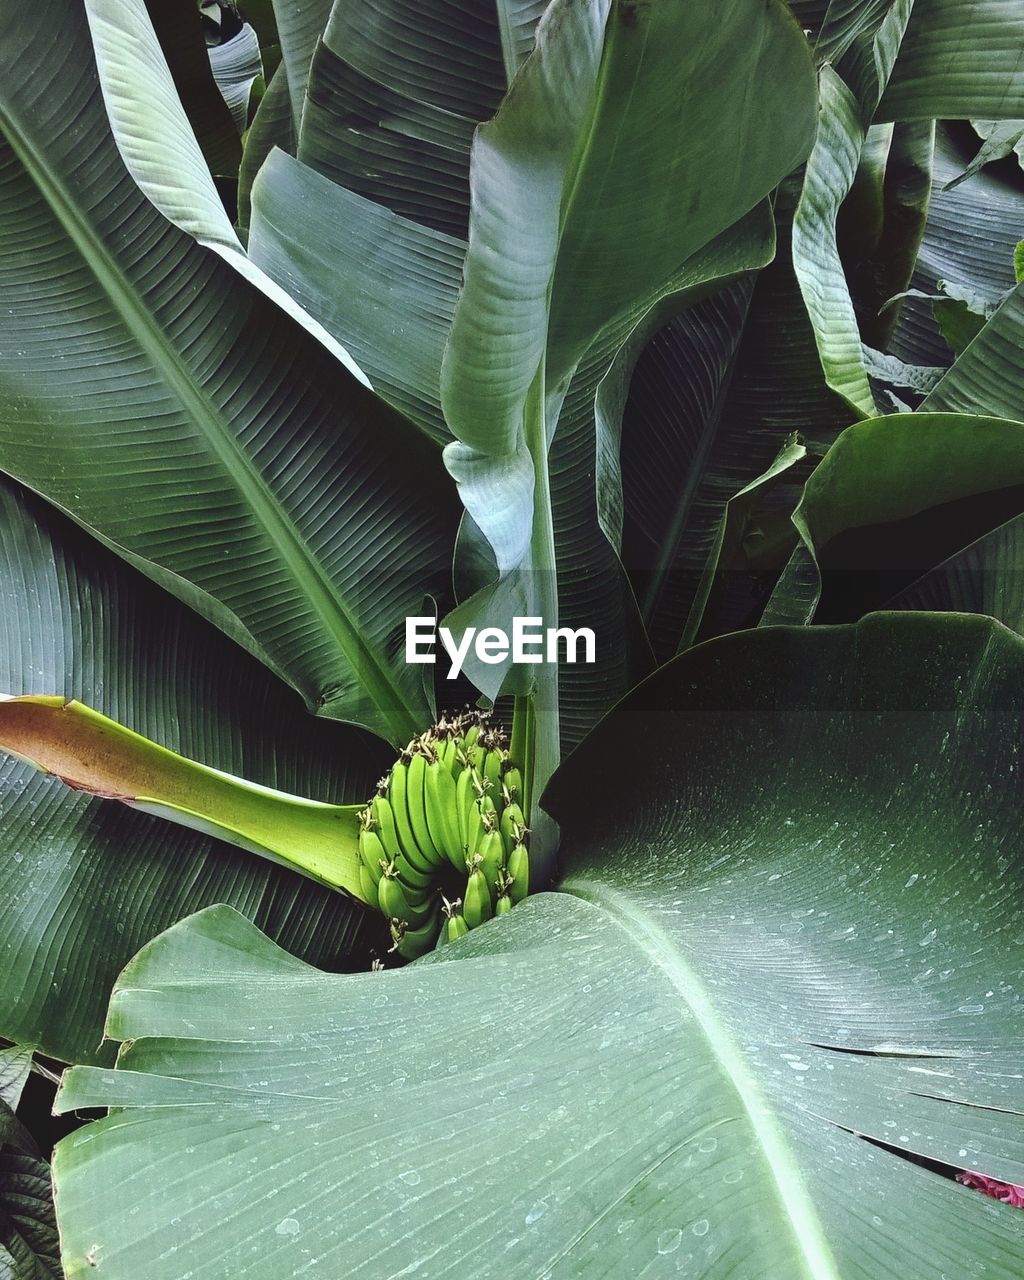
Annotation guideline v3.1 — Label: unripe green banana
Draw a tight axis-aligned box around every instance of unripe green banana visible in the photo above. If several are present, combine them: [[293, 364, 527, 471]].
[[378, 870, 431, 924], [455, 764, 476, 855], [406, 749, 445, 867], [359, 864, 379, 908], [502, 765, 524, 803], [499, 802, 526, 855], [463, 867, 492, 929], [495, 894, 512, 916], [358, 827, 387, 885], [446, 912, 469, 942], [438, 736, 460, 776], [483, 748, 505, 792], [371, 794, 403, 864], [393, 908, 441, 960], [362, 715, 528, 930], [393, 850, 433, 890], [477, 829, 505, 898], [388, 760, 434, 874], [424, 759, 464, 873], [466, 793, 496, 864], [507, 843, 529, 904]]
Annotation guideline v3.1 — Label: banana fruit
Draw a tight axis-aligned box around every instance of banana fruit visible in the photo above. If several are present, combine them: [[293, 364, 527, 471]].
[[359, 711, 532, 963]]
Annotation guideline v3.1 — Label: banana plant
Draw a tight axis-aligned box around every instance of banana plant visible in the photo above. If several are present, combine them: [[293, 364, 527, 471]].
[[0, 0, 820, 1053], [51, 614, 1024, 1277], [1, 0, 1024, 1274]]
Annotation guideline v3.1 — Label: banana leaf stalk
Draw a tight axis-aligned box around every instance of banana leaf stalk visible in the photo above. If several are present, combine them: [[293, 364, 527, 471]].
[[0, 695, 367, 900]]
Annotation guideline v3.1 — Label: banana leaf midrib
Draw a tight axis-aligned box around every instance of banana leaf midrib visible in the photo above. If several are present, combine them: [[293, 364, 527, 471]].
[[563, 875, 842, 1280], [0, 99, 421, 745]]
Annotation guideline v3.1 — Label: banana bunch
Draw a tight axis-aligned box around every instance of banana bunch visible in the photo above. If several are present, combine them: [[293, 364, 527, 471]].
[[357, 712, 530, 960]]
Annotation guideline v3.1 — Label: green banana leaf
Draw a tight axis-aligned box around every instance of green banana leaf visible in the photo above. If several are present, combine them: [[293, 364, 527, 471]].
[[142, 0, 241, 180], [922, 284, 1024, 422], [677, 436, 811, 652], [207, 21, 263, 134], [886, 513, 1024, 635], [83, 0, 368, 373], [248, 145, 661, 770], [440, 0, 816, 805], [52, 612, 1024, 1277], [944, 121, 1024, 191], [248, 1, 793, 767], [880, 0, 1024, 122], [495, 0, 545, 76], [237, 60, 294, 234], [620, 179, 852, 661], [0, 475, 389, 1066], [793, 0, 1024, 415], [793, 1, 917, 416], [761, 413, 1024, 625], [0, 0, 457, 746], [0, 1047, 60, 1278], [889, 125, 1023, 368], [299, 20, 475, 237], [263, 0, 331, 127], [320, 0, 507, 122]]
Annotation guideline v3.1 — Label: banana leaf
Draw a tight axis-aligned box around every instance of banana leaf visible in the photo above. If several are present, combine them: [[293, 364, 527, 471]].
[[246, 0, 805, 771], [237, 60, 294, 233], [889, 124, 1023, 367], [0, 0, 457, 746], [207, 21, 262, 133], [944, 121, 1024, 191], [761, 413, 1024, 625], [264, 0, 332, 127], [0, 475, 389, 1066], [51, 612, 1024, 1277], [0, 1045, 61, 1278], [793, 0, 1024, 415], [620, 179, 851, 661], [886, 512, 1024, 635], [439, 0, 817, 808], [922, 284, 1024, 422], [143, 0, 241, 179]]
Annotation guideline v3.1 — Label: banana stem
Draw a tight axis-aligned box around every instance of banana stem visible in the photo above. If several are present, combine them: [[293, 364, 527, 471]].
[[510, 694, 535, 814], [0, 695, 369, 900], [521, 370, 561, 886]]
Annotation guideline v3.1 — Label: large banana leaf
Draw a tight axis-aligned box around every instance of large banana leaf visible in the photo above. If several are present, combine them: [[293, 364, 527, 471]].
[[248, 0, 792, 771], [52, 613, 1024, 1277], [440, 0, 817, 804], [762, 414, 1024, 625], [296, 0, 505, 238], [207, 21, 263, 135], [880, 0, 1024, 122], [620, 178, 852, 661], [0, 475, 389, 1066], [923, 284, 1024, 421], [889, 124, 1023, 367], [249, 147, 662, 763], [794, 0, 1024, 414], [793, 0, 918, 415], [264, 0, 332, 127], [0, 0, 456, 746], [143, 0, 241, 179], [886, 513, 1024, 635]]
